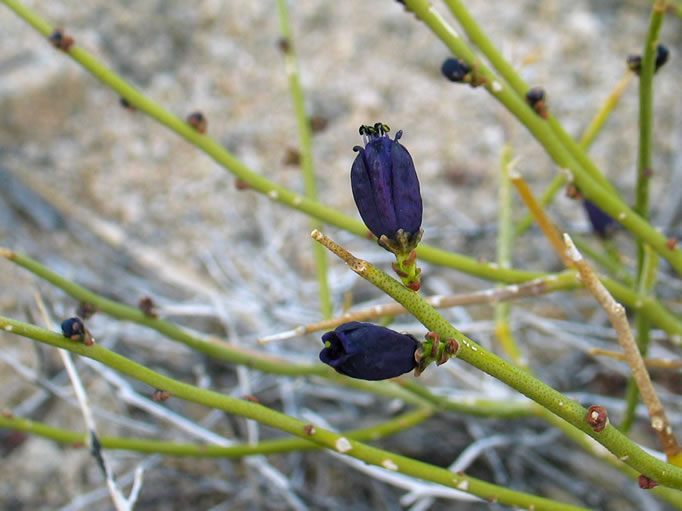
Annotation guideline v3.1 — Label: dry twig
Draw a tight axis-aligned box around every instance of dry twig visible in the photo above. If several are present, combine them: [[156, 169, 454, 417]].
[[563, 235, 681, 464]]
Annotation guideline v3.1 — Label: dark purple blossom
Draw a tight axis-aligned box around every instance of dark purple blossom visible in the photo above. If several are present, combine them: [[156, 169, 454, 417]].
[[583, 200, 618, 239], [320, 322, 419, 380], [351, 124, 422, 247]]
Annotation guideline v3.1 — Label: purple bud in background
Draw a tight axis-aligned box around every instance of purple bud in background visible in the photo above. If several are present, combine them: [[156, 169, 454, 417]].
[[320, 322, 419, 380], [627, 44, 669, 75], [441, 58, 471, 83], [61, 317, 85, 339], [351, 124, 423, 245], [583, 200, 618, 239]]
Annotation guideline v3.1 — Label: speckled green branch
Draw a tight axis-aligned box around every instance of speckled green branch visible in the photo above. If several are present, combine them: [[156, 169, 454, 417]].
[[311, 229, 682, 489], [4, 0, 682, 288], [515, 72, 633, 237], [0, 408, 432, 458], [9, 396, 680, 508], [2, 247, 680, 347], [441, 0, 619, 198], [276, 0, 332, 320], [537, 408, 682, 510], [0, 316, 593, 511], [402, 0, 682, 275], [3, 247, 559, 416], [624, 0, 667, 434], [636, 0, 666, 223]]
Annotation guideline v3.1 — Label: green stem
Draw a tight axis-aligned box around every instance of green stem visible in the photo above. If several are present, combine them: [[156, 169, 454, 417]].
[[0, 315, 594, 510], [4, 0, 682, 283], [441, 0, 618, 198], [0, 407, 432, 457], [276, 0, 331, 319], [312, 234, 682, 489], [635, 1, 665, 222], [622, 1, 666, 434], [515, 74, 632, 236], [538, 407, 682, 510], [398, 380, 535, 418], [403, 0, 682, 275], [4, 247, 681, 343], [495, 145, 524, 367], [621, 246, 660, 433]]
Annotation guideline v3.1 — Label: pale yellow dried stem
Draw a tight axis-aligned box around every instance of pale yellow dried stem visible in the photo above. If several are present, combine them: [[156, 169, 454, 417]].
[[589, 348, 682, 370], [310, 230, 368, 275], [510, 171, 572, 267], [563, 234, 681, 462], [259, 278, 551, 343], [0, 247, 15, 259]]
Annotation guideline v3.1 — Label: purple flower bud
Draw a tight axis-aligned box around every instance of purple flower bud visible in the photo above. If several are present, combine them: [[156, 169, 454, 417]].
[[583, 200, 618, 239], [441, 58, 471, 83], [525, 87, 546, 107], [351, 124, 423, 249], [61, 317, 85, 338], [627, 44, 669, 75], [320, 322, 419, 380]]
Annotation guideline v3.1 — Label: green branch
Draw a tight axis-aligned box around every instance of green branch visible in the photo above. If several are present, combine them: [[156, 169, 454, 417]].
[[3, 247, 681, 347], [495, 144, 524, 367], [402, 0, 682, 275], [441, 0, 618, 200], [4, 0, 682, 292], [0, 408, 432, 457], [312, 231, 682, 489], [623, 0, 667, 434], [636, 1, 666, 221], [0, 315, 594, 510], [276, 0, 331, 319]]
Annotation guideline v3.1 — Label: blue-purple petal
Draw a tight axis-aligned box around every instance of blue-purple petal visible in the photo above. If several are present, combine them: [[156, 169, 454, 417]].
[[350, 130, 422, 242], [390, 139, 422, 235], [320, 322, 419, 380], [583, 200, 618, 238]]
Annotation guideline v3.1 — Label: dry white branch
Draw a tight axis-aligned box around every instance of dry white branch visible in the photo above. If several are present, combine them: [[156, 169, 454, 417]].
[[562, 234, 680, 459], [34, 293, 144, 511]]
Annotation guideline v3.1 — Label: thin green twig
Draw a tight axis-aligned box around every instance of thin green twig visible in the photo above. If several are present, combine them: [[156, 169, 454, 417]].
[[402, 0, 682, 275], [3, 0, 682, 286], [0, 408, 432, 457], [3, 247, 680, 342], [635, 0, 666, 223], [495, 144, 525, 367], [622, 0, 667, 434], [515, 73, 633, 236], [276, 0, 332, 319]]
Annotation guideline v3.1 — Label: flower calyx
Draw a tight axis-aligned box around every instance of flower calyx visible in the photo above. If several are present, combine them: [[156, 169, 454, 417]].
[[413, 331, 459, 376]]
